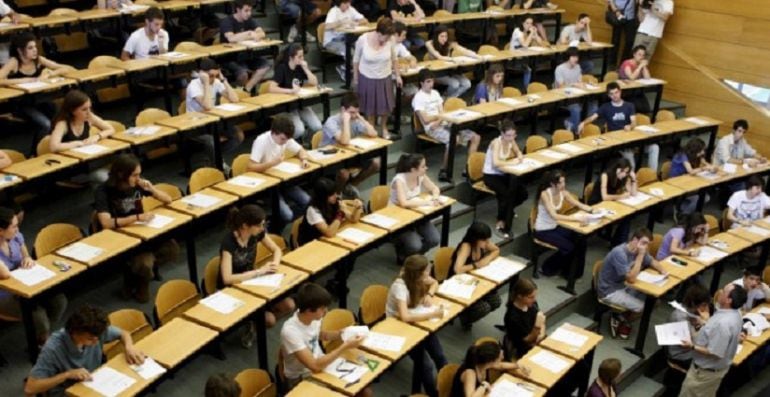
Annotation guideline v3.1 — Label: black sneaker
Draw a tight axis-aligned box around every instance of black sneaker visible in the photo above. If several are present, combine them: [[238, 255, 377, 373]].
[[438, 169, 451, 183]]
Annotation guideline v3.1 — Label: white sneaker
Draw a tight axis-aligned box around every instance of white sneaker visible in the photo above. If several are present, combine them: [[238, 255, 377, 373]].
[[336, 65, 345, 80], [287, 26, 298, 42], [305, 31, 317, 43]]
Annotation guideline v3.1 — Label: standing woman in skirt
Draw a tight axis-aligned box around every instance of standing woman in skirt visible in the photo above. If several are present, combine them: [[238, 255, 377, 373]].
[[353, 17, 401, 139]]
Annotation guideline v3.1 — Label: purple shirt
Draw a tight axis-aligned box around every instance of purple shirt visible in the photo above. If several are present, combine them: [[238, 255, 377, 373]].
[[656, 227, 685, 260], [670, 152, 688, 178], [587, 380, 616, 397], [0, 233, 26, 299]]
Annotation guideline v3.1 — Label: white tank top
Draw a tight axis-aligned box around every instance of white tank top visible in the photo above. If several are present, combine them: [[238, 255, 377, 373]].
[[534, 190, 562, 231], [483, 137, 511, 175], [389, 173, 423, 205]]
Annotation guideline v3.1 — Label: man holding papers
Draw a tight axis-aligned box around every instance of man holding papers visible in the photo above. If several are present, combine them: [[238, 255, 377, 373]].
[[664, 284, 711, 397], [731, 265, 770, 311], [24, 304, 146, 397], [679, 283, 746, 397], [598, 227, 668, 339]]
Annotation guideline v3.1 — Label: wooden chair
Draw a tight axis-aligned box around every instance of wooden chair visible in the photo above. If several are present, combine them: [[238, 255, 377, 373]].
[[551, 129, 574, 145], [466, 152, 495, 217], [89, 56, 131, 103], [368, 185, 390, 212], [636, 167, 658, 187], [635, 113, 651, 126], [142, 183, 182, 211], [433, 247, 455, 282], [177, 101, 187, 116], [583, 182, 594, 204], [34, 223, 83, 258], [526, 82, 548, 94], [188, 167, 225, 193], [174, 41, 206, 53], [478, 45, 499, 56], [656, 109, 676, 121], [529, 205, 558, 277], [105, 120, 126, 133], [649, 233, 663, 258], [36, 136, 51, 156], [202, 256, 220, 296], [721, 208, 732, 231], [311, 131, 323, 149], [581, 74, 598, 84], [660, 161, 672, 180], [320, 309, 356, 352], [525, 135, 548, 153], [255, 234, 288, 266], [437, 363, 460, 397], [603, 71, 619, 82], [502, 86, 522, 98], [592, 260, 627, 325], [704, 214, 719, 237], [154, 279, 200, 326], [763, 266, 770, 285], [235, 368, 276, 397], [359, 284, 388, 326], [259, 81, 272, 95], [3, 149, 25, 164], [231, 154, 251, 177], [582, 124, 601, 137], [316, 23, 345, 83], [49, 9, 89, 53], [136, 108, 171, 126], [103, 309, 154, 360]]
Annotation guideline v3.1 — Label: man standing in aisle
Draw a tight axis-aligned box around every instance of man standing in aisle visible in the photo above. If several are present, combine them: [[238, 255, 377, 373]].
[[632, 0, 673, 59]]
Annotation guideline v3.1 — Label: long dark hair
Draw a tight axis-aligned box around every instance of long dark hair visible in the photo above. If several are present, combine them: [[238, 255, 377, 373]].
[[431, 25, 451, 56], [0, 207, 15, 230], [460, 222, 492, 248], [462, 341, 501, 369], [395, 153, 425, 173], [683, 138, 706, 167], [400, 254, 429, 309], [680, 212, 707, 245], [310, 177, 339, 222], [54, 90, 90, 125], [276, 43, 302, 65], [604, 157, 631, 192], [226, 204, 265, 231], [534, 169, 565, 204], [107, 154, 140, 191], [10, 32, 38, 66]]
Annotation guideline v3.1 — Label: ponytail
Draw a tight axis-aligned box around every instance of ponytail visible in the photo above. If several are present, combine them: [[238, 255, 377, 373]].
[[226, 204, 266, 231], [463, 341, 501, 368]]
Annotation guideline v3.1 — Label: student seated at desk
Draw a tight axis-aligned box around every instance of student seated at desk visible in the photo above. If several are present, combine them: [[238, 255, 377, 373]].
[[587, 358, 622, 397], [268, 43, 323, 141], [473, 64, 504, 104], [509, 16, 549, 90], [670, 138, 715, 214], [185, 58, 244, 170], [280, 0, 321, 43], [521, 0, 558, 43], [412, 69, 480, 183], [24, 304, 145, 397], [390, 153, 441, 264], [320, 92, 381, 198], [727, 175, 770, 228], [450, 222, 502, 328], [425, 25, 479, 98], [219, 205, 295, 345], [503, 278, 545, 359], [94, 155, 179, 303], [617, 44, 652, 113], [298, 177, 363, 246], [554, 47, 597, 134], [323, 0, 367, 79], [0, 33, 74, 152], [387, 254, 447, 397], [533, 169, 592, 277], [558, 13, 594, 73], [450, 341, 529, 397], [0, 1, 20, 64], [205, 373, 241, 397], [280, 283, 370, 395], [49, 90, 115, 184], [597, 227, 668, 340], [121, 7, 168, 60], [713, 119, 765, 168], [731, 265, 770, 311], [219, 0, 271, 93], [0, 207, 67, 345], [655, 212, 708, 261], [588, 157, 637, 246], [247, 114, 311, 230]]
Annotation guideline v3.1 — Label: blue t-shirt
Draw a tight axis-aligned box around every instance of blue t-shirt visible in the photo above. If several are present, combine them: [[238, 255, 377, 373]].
[[596, 101, 635, 132], [320, 113, 368, 147], [473, 83, 496, 104], [670, 152, 688, 178], [0, 233, 26, 299], [598, 244, 652, 298]]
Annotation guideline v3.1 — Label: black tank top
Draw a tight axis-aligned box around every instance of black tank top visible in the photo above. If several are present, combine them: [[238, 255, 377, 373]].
[[61, 121, 90, 143], [448, 243, 488, 279], [588, 173, 624, 205], [450, 364, 487, 397], [9, 61, 43, 79]]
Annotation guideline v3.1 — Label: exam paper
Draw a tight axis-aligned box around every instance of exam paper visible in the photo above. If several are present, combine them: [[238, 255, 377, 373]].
[[696, 170, 720, 180], [297, 88, 317, 97], [130, 357, 166, 380], [16, 81, 49, 90], [272, 161, 302, 174], [537, 149, 568, 160], [443, 109, 483, 121], [126, 126, 161, 136], [637, 78, 664, 85], [529, 350, 569, 373], [135, 214, 174, 229], [649, 188, 665, 197], [362, 213, 398, 229], [619, 192, 652, 206], [668, 301, 701, 319], [227, 175, 265, 188], [200, 291, 244, 314], [72, 144, 109, 155], [181, 193, 221, 208], [490, 379, 534, 397], [363, 332, 405, 352], [685, 117, 708, 126], [473, 257, 526, 283], [324, 358, 368, 383], [408, 304, 447, 322], [563, 87, 586, 96], [337, 228, 375, 244], [341, 325, 370, 342], [504, 158, 544, 173], [527, 46, 548, 52], [242, 272, 284, 288], [697, 246, 728, 262], [349, 138, 376, 148], [636, 271, 668, 286], [11, 264, 56, 286], [549, 325, 588, 348], [438, 277, 476, 300], [307, 150, 334, 160], [83, 366, 136, 397], [745, 225, 770, 237], [239, 40, 262, 48], [655, 321, 691, 346], [159, 51, 186, 58], [215, 103, 246, 112], [497, 97, 522, 107], [58, 242, 104, 262], [722, 163, 737, 174], [553, 143, 583, 154], [743, 313, 770, 336], [451, 56, 477, 63], [757, 307, 770, 315]]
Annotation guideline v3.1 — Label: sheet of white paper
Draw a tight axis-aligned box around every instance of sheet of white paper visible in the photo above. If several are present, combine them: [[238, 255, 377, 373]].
[[490, 379, 534, 397], [0, 174, 19, 186], [697, 246, 728, 261], [744, 313, 770, 336], [636, 125, 659, 133], [215, 103, 245, 112], [554, 143, 583, 154], [528, 94, 541, 100], [685, 117, 708, 126], [272, 161, 302, 174], [563, 87, 586, 96], [200, 291, 244, 314], [637, 271, 668, 286], [668, 301, 701, 319], [722, 163, 737, 174], [497, 97, 523, 107], [537, 149, 568, 160], [58, 242, 103, 262], [71, 144, 109, 155], [443, 109, 483, 121], [438, 278, 476, 300], [159, 51, 186, 58], [737, 344, 744, 355], [504, 158, 545, 173], [130, 357, 166, 380], [126, 126, 161, 136], [549, 326, 588, 348], [306, 150, 333, 160], [238, 40, 263, 48], [473, 257, 526, 283], [16, 81, 49, 90], [227, 175, 265, 188], [120, 4, 149, 13], [649, 188, 665, 197], [242, 272, 284, 288], [619, 192, 652, 206], [83, 367, 136, 397], [324, 358, 368, 383], [349, 137, 376, 148], [297, 88, 318, 97], [529, 350, 570, 373], [451, 56, 477, 63], [746, 225, 770, 237], [696, 170, 720, 180], [337, 227, 375, 244], [181, 193, 221, 208], [637, 78, 664, 85], [135, 213, 174, 229], [405, 66, 425, 74], [363, 213, 398, 229], [758, 307, 770, 315], [363, 332, 406, 352], [11, 264, 56, 286], [655, 321, 691, 346], [527, 46, 548, 52], [341, 325, 370, 342]]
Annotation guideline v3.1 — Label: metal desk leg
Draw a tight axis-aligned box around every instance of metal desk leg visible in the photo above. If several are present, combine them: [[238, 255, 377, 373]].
[[162, 68, 172, 114], [646, 209, 656, 232], [411, 342, 426, 394], [583, 154, 595, 189], [553, 14, 562, 43], [706, 126, 718, 156], [625, 295, 655, 358], [256, 308, 268, 370], [344, 34, 353, 88], [445, 125, 458, 181], [185, 232, 198, 287], [710, 262, 724, 295], [213, 123, 224, 171], [577, 348, 596, 397], [440, 207, 451, 247], [323, 94, 330, 120], [558, 234, 585, 295], [601, 48, 609, 78], [651, 85, 663, 122], [394, 85, 403, 136], [21, 299, 39, 363], [378, 148, 387, 185]]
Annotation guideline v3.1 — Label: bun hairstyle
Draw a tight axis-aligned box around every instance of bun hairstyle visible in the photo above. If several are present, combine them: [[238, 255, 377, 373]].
[[226, 204, 266, 231]]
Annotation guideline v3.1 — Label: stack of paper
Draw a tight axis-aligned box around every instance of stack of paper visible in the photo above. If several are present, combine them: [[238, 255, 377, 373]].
[[362, 213, 398, 229], [549, 325, 588, 348], [58, 242, 104, 262], [655, 321, 691, 345], [130, 357, 167, 380], [337, 228, 375, 245], [490, 379, 534, 397], [636, 125, 659, 133], [324, 358, 368, 383], [200, 291, 244, 314], [272, 161, 303, 174], [438, 277, 476, 300], [307, 150, 334, 160], [637, 271, 668, 286], [227, 175, 264, 188], [529, 350, 569, 373], [696, 170, 720, 180], [83, 367, 136, 396], [242, 273, 284, 288], [349, 138, 376, 148], [619, 192, 652, 206], [341, 325, 370, 342], [11, 264, 56, 286], [120, 4, 149, 13], [408, 304, 446, 322], [363, 332, 406, 352], [215, 103, 245, 112], [181, 193, 221, 208], [473, 257, 526, 283], [537, 149, 568, 160], [135, 214, 174, 229], [648, 188, 665, 197], [239, 40, 262, 48], [72, 144, 109, 155], [637, 78, 664, 85], [743, 313, 770, 336], [746, 225, 770, 237]]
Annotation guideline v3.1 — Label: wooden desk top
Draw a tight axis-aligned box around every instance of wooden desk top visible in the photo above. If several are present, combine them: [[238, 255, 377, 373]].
[[135, 317, 218, 368], [727, 224, 770, 244], [196, 43, 248, 56], [361, 317, 428, 361], [626, 268, 682, 298], [167, 188, 238, 218], [158, 0, 200, 10], [639, 181, 687, 201], [524, 150, 571, 169], [59, 139, 131, 161], [183, 287, 266, 332], [467, 101, 515, 116], [338, 23, 375, 34], [437, 275, 497, 306], [614, 191, 662, 211], [539, 323, 603, 361], [681, 115, 723, 128], [211, 172, 281, 198], [310, 348, 391, 396], [0, 255, 86, 299], [155, 112, 219, 131], [657, 256, 705, 280], [242, 93, 297, 108], [0, 22, 30, 35], [663, 174, 712, 191], [11, 77, 77, 93], [63, 67, 125, 82], [491, 373, 547, 397], [306, 146, 358, 167], [518, 346, 576, 389], [25, 14, 77, 27], [286, 381, 346, 397], [112, 58, 169, 72], [559, 200, 635, 235], [335, 137, 392, 154], [733, 340, 759, 366], [412, 296, 464, 333], [238, 38, 283, 50], [0, 87, 25, 102], [571, 134, 624, 151], [153, 50, 206, 64], [296, 86, 333, 100], [77, 8, 121, 21], [754, 217, 770, 231], [410, 194, 456, 216], [322, 222, 388, 251], [262, 157, 321, 181], [65, 353, 155, 397], [234, 264, 309, 301], [56, 230, 142, 267], [118, 207, 192, 241], [5, 153, 80, 180], [281, 240, 351, 274], [707, 232, 753, 255], [112, 124, 178, 145], [203, 101, 261, 118], [361, 206, 423, 232], [745, 303, 770, 346]]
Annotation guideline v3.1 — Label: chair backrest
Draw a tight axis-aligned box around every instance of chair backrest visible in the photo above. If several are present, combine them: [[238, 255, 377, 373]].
[[582, 124, 601, 137], [290, 217, 302, 249], [3, 149, 25, 164], [155, 279, 200, 325], [444, 97, 467, 112], [466, 152, 485, 182], [189, 167, 226, 193], [433, 247, 456, 282], [721, 207, 732, 231], [603, 71, 619, 82], [175, 41, 205, 52], [551, 129, 574, 145], [525, 135, 548, 153], [635, 113, 651, 126], [259, 81, 272, 95], [320, 309, 356, 352], [368, 185, 390, 212], [660, 161, 672, 180], [581, 74, 598, 84], [592, 260, 604, 292], [89, 56, 131, 103], [105, 120, 126, 133], [104, 309, 153, 359], [178, 100, 187, 115], [49, 9, 88, 53], [255, 233, 287, 266], [316, 23, 326, 51], [136, 108, 171, 126], [763, 266, 770, 286], [656, 110, 676, 121], [34, 223, 83, 257], [437, 363, 460, 397], [478, 45, 499, 56], [311, 131, 322, 149], [583, 182, 594, 204], [202, 256, 221, 296], [37, 136, 51, 156], [527, 82, 548, 94], [359, 284, 388, 326], [232, 154, 251, 177], [649, 233, 663, 258], [235, 368, 276, 397], [502, 86, 522, 98], [142, 183, 182, 211], [636, 167, 658, 187], [704, 214, 719, 237]]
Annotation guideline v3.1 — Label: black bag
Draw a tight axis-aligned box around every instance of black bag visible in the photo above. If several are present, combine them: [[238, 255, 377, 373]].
[[605, 8, 623, 26]]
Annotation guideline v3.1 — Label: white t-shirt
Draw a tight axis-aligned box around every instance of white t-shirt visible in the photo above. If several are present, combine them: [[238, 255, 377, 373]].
[[509, 28, 525, 49], [727, 190, 770, 226], [385, 278, 410, 318], [324, 5, 365, 46], [353, 32, 395, 79], [249, 130, 303, 164], [123, 27, 169, 59], [185, 78, 225, 113], [306, 206, 324, 226], [280, 311, 323, 380], [395, 42, 412, 59], [411, 89, 443, 129], [637, 0, 674, 38]]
